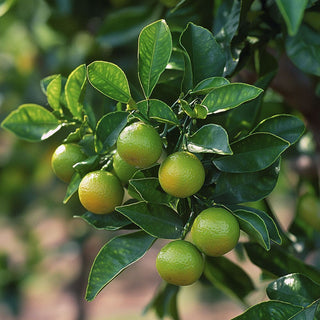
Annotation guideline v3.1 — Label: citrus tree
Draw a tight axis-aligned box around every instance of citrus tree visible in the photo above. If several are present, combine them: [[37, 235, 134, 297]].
[[2, 0, 320, 319]]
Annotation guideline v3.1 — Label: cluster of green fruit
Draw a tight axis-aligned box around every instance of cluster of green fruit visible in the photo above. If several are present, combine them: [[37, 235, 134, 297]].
[[51, 120, 240, 287]]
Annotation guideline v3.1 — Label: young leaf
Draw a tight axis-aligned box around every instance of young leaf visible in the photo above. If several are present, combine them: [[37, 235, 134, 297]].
[[94, 111, 128, 153], [65, 64, 87, 120], [275, 0, 308, 36], [137, 99, 179, 125], [232, 209, 270, 250], [232, 301, 303, 320], [202, 83, 263, 114], [40, 74, 60, 95], [87, 61, 132, 103], [116, 201, 184, 239], [138, 19, 172, 98], [213, 133, 289, 173], [86, 231, 155, 301], [253, 114, 305, 145], [212, 159, 280, 204], [204, 256, 255, 301], [191, 77, 230, 95], [47, 75, 62, 114], [187, 124, 232, 155], [180, 23, 225, 87], [267, 273, 320, 307], [1, 104, 62, 141], [76, 211, 132, 231]]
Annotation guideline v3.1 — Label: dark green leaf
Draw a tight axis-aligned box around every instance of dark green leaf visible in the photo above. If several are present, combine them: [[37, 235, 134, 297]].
[[63, 173, 82, 204], [47, 75, 62, 114], [212, 160, 280, 204], [233, 206, 282, 245], [77, 211, 132, 231], [137, 99, 179, 125], [286, 24, 320, 76], [244, 243, 320, 284], [267, 273, 320, 307], [87, 61, 132, 103], [73, 155, 100, 176], [86, 231, 155, 301], [180, 23, 225, 87], [187, 124, 232, 155], [232, 301, 302, 320], [94, 111, 128, 153], [233, 209, 270, 250], [275, 0, 308, 36], [128, 177, 174, 205], [116, 201, 184, 239], [289, 300, 320, 319], [213, 133, 289, 173], [138, 19, 172, 98], [202, 83, 263, 114], [144, 283, 180, 320], [1, 104, 62, 141], [253, 114, 305, 145], [65, 64, 87, 120], [191, 77, 230, 95], [204, 256, 255, 301]]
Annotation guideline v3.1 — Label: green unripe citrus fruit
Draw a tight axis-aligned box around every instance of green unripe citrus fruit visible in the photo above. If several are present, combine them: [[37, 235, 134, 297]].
[[113, 151, 138, 184], [156, 240, 204, 286], [191, 207, 240, 256], [158, 151, 205, 198], [117, 122, 162, 168], [51, 143, 86, 183], [78, 170, 124, 214]]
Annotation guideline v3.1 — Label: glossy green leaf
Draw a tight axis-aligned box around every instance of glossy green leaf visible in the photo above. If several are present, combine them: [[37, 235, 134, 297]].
[[267, 273, 320, 307], [254, 114, 305, 145], [94, 111, 128, 153], [128, 177, 174, 205], [63, 173, 82, 204], [288, 300, 320, 319], [204, 256, 255, 301], [233, 206, 281, 245], [87, 61, 132, 103], [180, 23, 225, 87], [213, 133, 289, 173], [65, 64, 87, 120], [179, 99, 195, 118], [47, 75, 62, 113], [244, 243, 320, 284], [137, 99, 179, 125], [212, 160, 280, 204], [86, 231, 155, 301], [286, 24, 320, 76], [41, 74, 60, 95], [194, 104, 208, 119], [1, 104, 62, 141], [138, 19, 172, 98], [73, 155, 100, 176], [77, 211, 132, 231], [144, 283, 180, 320], [191, 77, 230, 95], [232, 301, 302, 320], [275, 0, 308, 36], [233, 209, 270, 250], [202, 83, 263, 114], [116, 201, 184, 239], [187, 124, 232, 155]]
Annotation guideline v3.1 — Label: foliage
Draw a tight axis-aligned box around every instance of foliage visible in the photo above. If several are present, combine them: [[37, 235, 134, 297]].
[[1, 0, 320, 319]]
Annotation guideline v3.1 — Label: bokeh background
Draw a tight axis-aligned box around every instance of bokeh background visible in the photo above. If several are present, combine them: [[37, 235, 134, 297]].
[[0, 1, 318, 319]]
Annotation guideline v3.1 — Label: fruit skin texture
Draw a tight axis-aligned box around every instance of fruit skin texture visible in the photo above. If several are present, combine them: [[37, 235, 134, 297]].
[[117, 122, 162, 168], [113, 151, 138, 184], [78, 170, 124, 214], [156, 240, 204, 286], [158, 151, 205, 198], [191, 207, 240, 257], [297, 194, 320, 231], [51, 143, 86, 183]]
